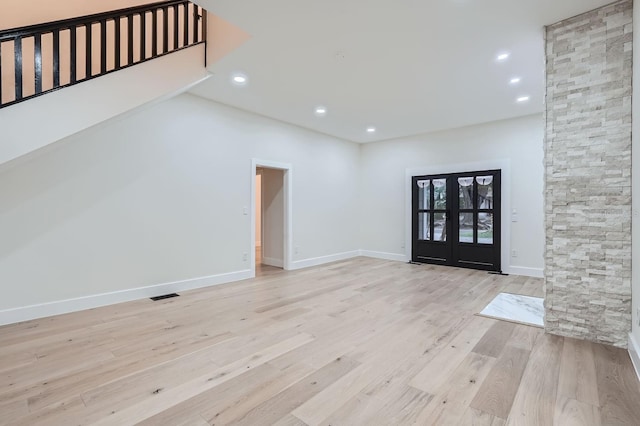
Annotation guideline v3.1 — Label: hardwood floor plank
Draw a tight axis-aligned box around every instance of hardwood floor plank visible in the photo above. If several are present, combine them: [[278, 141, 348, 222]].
[[472, 320, 516, 358], [152, 413, 210, 426], [137, 362, 312, 426], [414, 352, 496, 424], [519, 278, 544, 298], [410, 315, 494, 393], [198, 361, 315, 425], [0, 351, 36, 374], [254, 281, 359, 313], [470, 346, 530, 419], [459, 407, 507, 426], [0, 348, 114, 406], [557, 337, 600, 407], [319, 348, 437, 424], [506, 333, 563, 425], [593, 343, 640, 425], [79, 340, 229, 414], [0, 398, 28, 426], [292, 363, 381, 425], [16, 332, 233, 412], [292, 315, 430, 426], [229, 356, 360, 426], [272, 307, 312, 321], [89, 333, 315, 425], [369, 385, 433, 424], [271, 301, 419, 371], [506, 324, 543, 352], [553, 396, 601, 426], [272, 414, 310, 426], [318, 392, 377, 426], [7, 396, 88, 426]]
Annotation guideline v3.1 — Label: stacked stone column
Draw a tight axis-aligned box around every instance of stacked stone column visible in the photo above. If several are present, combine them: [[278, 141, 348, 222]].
[[545, 0, 633, 348]]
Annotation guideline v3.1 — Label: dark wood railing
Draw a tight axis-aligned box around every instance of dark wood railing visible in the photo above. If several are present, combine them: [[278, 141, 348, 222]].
[[0, 1, 206, 109]]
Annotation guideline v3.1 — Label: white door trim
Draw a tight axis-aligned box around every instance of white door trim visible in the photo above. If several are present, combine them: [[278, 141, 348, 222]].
[[251, 159, 293, 274]]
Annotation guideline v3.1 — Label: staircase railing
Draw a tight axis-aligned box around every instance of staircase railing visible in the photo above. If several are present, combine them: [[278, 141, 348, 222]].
[[0, 0, 206, 109]]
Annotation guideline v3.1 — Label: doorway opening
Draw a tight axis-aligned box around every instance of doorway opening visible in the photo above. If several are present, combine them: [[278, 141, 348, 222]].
[[411, 169, 501, 272], [251, 159, 292, 276]]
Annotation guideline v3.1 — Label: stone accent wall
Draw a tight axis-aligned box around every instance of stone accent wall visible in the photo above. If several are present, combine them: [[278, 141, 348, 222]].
[[544, 0, 633, 348]]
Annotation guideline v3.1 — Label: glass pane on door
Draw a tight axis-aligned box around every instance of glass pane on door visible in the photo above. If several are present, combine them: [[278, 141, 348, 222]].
[[433, 179, 447, 209], [418, 213, 430, 240], [417, 180, 430, 209], [459, 212, 474, 243], [458, 177, 474, 209], [433, 212, 447, 241], [477, 176, 493, 209], [478, 213, 493, 244]]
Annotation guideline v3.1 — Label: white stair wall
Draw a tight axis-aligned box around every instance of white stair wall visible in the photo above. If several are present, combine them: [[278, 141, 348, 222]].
[[0, 44, 208, 167]]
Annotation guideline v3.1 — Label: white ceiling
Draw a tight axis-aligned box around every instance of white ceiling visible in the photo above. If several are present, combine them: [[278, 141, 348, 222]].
[[190, 0, 613, 143]]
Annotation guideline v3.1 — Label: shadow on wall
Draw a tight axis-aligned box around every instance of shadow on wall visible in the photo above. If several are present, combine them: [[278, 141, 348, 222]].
[[0, 107, 175, 261]]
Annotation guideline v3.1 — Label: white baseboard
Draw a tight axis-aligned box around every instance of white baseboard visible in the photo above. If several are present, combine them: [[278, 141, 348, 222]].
[[505, 266, 544, 278], [0, 252, 545, 327], [262, 257, 283, 268], [0, 269, 253, 327], [290, 250, 360, 270], [359, 250, 408, 262], [629, 333, 640, 383], [357, 250, 544, 278]]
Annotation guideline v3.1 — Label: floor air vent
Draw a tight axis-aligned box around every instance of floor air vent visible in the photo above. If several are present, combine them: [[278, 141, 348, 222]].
[[150, 293, 180, 301]]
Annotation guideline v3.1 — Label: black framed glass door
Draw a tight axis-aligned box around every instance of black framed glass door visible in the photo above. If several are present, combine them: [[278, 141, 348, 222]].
[[412, 170, 501, 272]]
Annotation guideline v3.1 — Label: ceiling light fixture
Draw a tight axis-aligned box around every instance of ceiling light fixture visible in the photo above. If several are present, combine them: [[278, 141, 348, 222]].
[[496, 52, 510, 62], [510, 77, 521, 84], [366, 127, 376, 133], [314, 106, 327, 116], [231, 73, 248, 86], [517, 96, 530, 103]]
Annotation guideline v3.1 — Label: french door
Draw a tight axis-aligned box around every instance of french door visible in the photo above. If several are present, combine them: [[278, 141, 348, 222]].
[[411, 170, 501, 272]]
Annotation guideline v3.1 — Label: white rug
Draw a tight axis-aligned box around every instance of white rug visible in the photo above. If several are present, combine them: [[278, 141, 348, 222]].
[[479, 292, 544, 328]]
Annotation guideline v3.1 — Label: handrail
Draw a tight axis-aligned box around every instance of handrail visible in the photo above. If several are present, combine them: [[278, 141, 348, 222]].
[[0, 0, 207, 109]]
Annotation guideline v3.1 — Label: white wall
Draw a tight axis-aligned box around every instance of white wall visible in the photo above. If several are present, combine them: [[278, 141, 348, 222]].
[[0, 93, 360, 319], [359, 114, 544, 276], [0, 45, 208, 167], [261, 168, 285, 267], [630, 0, 640, 375]]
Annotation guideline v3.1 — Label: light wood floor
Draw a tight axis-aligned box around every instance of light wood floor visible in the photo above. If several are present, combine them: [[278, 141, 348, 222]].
[[1, 257, 639, 425]]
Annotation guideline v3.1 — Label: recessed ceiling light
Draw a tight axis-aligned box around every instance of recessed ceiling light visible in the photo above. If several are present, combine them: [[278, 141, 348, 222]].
[[314, 106, 327, 116], [510, 77, 521, 84], [517, 96, 530, 103], [496, 52, 510, 62], [366, 127, 376, 133], [231, 73, 248, 86]]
